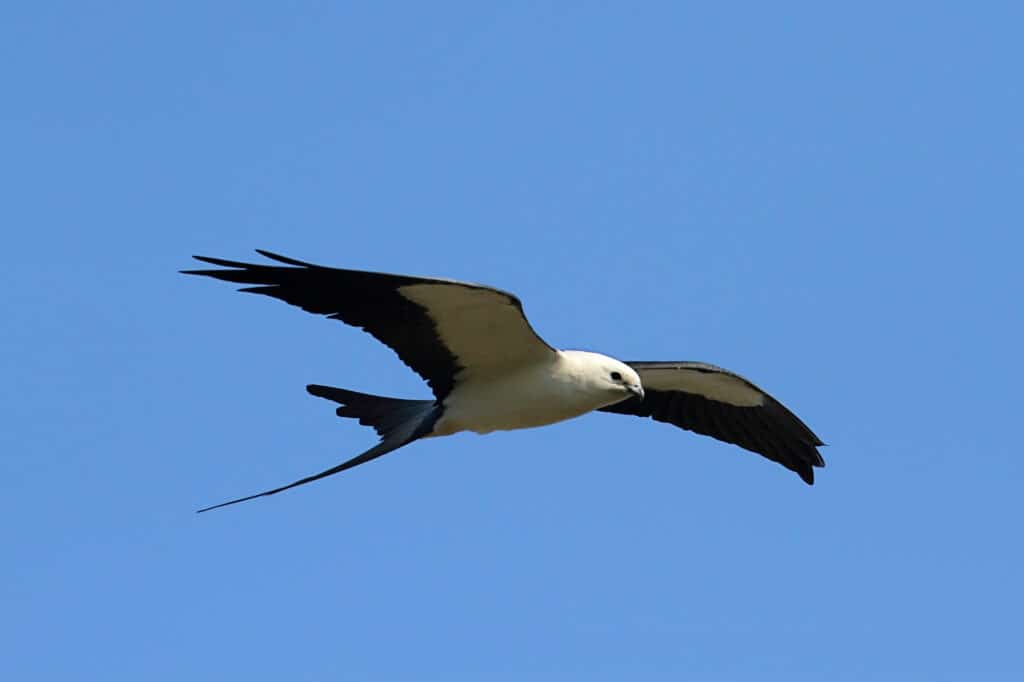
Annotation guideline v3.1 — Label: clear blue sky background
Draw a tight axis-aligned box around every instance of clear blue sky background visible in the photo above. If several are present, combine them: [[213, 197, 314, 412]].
[[3, 2, 1021, 680]]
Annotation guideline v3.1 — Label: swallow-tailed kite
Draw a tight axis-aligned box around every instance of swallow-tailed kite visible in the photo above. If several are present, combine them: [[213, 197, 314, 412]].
[[184, 250, 825, 512]]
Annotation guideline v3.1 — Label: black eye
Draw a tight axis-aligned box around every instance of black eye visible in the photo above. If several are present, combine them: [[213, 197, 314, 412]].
[[610, 371, 622, 381]]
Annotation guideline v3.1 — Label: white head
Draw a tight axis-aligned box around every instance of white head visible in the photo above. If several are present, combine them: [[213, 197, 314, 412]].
[[561, 350, 645, 403]]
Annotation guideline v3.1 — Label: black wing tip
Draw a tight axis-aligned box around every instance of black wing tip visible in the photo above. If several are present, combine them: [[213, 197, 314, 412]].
[[182, 251, 312, 276], [794, 441, 827, 484], [189, 254, 250, 268], [180, 256, 247, 278], [307, 384, 332, 398], [254, 249, 317, 267]]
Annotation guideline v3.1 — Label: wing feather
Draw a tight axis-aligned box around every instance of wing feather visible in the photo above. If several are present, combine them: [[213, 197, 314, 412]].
[[600, 361, 825, 484], [182, 250, 555, 400]]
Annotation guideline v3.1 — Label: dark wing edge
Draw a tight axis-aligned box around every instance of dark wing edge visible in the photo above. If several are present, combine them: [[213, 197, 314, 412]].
[[181, 249, 553, 400], [601, 361, 825, 484]]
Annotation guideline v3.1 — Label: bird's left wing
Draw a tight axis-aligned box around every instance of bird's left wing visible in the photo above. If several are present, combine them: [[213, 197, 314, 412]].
[[182, 250, 557, 400], [599, 361, 825, 484]]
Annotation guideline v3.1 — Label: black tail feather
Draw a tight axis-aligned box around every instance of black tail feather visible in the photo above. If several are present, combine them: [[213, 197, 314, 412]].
[[307, 385, 435, 439], [196, 438, 404, 513], [196, 387, 440, 513]]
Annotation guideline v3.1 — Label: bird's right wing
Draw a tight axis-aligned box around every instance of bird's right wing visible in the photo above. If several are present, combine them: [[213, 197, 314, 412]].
[[600, 361, 825, 484]]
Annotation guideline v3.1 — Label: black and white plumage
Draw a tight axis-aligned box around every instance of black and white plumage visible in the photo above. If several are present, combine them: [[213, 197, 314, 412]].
[[184, 250, 825, 512]]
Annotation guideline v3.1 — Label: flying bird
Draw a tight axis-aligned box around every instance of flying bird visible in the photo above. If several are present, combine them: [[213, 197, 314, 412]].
[[184, 250, 825, 512]]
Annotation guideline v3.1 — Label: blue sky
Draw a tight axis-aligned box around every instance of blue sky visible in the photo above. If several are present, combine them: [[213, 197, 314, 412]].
[[3, 2, 1022, 680]]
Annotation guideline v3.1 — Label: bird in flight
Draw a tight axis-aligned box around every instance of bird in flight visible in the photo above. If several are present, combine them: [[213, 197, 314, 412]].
[[184, 250, 825, 512]]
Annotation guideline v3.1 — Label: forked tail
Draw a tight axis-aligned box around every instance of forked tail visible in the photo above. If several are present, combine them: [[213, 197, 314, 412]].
[[305, 385, 437, 439], [195, 386, 439, 513]]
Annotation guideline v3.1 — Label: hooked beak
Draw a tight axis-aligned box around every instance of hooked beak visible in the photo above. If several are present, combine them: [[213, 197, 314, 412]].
[[628, 383, 645, 400]]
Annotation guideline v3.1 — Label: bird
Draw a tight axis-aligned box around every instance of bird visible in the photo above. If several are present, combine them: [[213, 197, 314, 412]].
[[183, 250, 825, 512]]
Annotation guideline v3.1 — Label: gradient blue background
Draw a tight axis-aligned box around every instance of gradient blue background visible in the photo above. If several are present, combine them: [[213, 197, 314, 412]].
[[4, 2, 1021, 680]]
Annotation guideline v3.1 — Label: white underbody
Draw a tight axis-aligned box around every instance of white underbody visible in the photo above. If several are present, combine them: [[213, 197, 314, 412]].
[[429, 350, 634, 436]]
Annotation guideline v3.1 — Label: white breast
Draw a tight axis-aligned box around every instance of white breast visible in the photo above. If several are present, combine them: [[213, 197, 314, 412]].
[[431, 352, 619, 436]]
